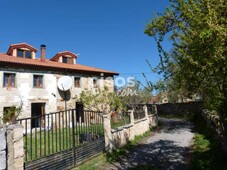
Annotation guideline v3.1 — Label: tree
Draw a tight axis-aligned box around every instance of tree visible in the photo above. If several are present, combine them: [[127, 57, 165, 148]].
[[145, 0, 227, 113], [78, 86, 124, 115], [118, 80, 153, 108]]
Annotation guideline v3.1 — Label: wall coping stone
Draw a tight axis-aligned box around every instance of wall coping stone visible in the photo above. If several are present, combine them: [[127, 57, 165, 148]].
[[134, 118, 147, 124], [148, 114, 158, 117], [111, 127, 124, 133]]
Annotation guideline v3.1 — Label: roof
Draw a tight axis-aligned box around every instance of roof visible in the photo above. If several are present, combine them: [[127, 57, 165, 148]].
[[0, 53, 119, 75], [50, 51, 78, 61], [7, 43, 38, 54]]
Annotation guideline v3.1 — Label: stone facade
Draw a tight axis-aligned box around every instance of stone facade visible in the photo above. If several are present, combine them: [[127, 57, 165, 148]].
[[7, 125, 24, 170], [0, 125, 24, 170], [0, 42, 117, 126], [0, 67, 114, 126], [0, 127, 6, 170]]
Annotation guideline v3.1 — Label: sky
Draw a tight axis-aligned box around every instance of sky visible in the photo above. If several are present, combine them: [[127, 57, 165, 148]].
[[0, 0, 171, 86]]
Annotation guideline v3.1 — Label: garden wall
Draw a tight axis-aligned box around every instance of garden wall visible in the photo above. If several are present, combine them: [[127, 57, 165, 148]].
[[103, 105, 158, 150], [0, 125, 24, 170], [155, 102, 203, 115]]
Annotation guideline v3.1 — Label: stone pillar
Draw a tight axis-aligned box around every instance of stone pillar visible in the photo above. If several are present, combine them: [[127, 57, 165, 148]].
[[152, 105, 158, 114], [129, 109, 134, 125], [0, 127, 6, 170], [7, 125, 24, 170], [103, 114, 112, 151], [144, 105, 148, 119]]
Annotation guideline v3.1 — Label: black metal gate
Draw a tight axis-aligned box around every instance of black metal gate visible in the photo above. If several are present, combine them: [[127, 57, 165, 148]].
[[17, 109, 105, 170]]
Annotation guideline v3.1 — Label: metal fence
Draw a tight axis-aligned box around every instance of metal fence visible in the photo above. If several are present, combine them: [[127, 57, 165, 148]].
[[111, 111, 131, 129], [147, 104, 157, 115], [133, 105, 145, 121], [17, 109, 104, 170]]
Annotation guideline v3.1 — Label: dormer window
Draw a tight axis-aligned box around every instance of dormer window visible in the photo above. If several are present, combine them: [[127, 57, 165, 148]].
[[7, 43, 37, 59], [62, 56, 73, 64], [17, 49, 32, 58], [50, 51, 78, 64]]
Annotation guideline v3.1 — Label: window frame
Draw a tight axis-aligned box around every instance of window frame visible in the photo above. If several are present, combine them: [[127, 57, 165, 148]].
[[3, 72, 16, 88], [33, 75, 44, 88], [74, 77, 81, 88], [62, 56, 68, 63], [17, 49, 24, 58], [17, 49, 32, 59]]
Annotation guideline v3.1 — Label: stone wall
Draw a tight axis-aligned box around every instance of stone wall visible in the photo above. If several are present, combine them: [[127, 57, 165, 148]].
[[0, 125, 24, 170], [0, 126, 6, 170], [103, 106, 158, 151], [201, 109, 226, 137], [155, 102, 203, 115]]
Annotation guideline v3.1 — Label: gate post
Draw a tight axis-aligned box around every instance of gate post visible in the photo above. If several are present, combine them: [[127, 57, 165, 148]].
[[7, 124, 24, 170], [103, 114, 112, 151], [71, 109, 76, 166]]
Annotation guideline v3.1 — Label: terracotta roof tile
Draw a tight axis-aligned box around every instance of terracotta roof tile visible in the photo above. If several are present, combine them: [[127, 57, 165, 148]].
[[0, 53, 118, 75], [7, 43, 38, 54], [50, 51, 78, 61]]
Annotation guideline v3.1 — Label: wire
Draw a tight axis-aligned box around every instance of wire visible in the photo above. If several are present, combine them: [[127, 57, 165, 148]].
[[119, 72, 155, 76]]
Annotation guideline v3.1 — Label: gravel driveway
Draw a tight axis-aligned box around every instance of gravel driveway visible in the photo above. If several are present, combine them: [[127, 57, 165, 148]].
[[102, 117, 194, 170]]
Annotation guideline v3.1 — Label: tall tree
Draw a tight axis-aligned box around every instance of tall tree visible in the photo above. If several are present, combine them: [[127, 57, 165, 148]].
[[145, 0, 227, 113]]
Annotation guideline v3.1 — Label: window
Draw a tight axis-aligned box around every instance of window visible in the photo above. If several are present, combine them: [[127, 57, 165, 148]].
[[25, 51, 31, 58], [17, 50, 24, 57], [74, 77, 81, 87], [62, 56, 73, 64], [17, 49, 32, 58], [3, 107, 16, 123], [3, 73, 16, 87], [93, 79, 98, 88], [62, 56, 67, 63], [33, 75, 44, 88]]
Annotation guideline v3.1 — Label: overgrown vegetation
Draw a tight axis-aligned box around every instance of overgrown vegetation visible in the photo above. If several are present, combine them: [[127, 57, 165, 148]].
[[2, 96, 24, 124], [145, 0, 227, 113], [189, 114, 227, 170]]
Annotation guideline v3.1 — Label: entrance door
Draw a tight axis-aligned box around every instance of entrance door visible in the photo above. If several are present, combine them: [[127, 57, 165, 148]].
[[31, 103, 45, 128], [76, 102, 84, 122]]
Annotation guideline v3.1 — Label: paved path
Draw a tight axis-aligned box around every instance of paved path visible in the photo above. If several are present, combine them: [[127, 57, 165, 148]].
[[102, 117, 194, 170]]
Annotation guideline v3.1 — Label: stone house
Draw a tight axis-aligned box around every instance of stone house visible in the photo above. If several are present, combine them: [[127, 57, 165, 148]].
[[0, 43, 118, 126]]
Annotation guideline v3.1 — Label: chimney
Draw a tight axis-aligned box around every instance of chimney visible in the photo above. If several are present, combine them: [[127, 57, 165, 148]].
[[40, 44, 46, 61]]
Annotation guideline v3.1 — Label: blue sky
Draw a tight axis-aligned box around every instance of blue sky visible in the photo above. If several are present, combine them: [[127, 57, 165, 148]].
[[0, 0, 170, 86]]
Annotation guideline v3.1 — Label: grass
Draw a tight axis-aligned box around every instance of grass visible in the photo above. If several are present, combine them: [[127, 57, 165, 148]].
[[106, 127, 157, 162], [72, 154, 107, 170], [111, 113, 130, 129], [25, 124, 104, 162], [189, 114, 227, 170], [74, 126, 158, 170]]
